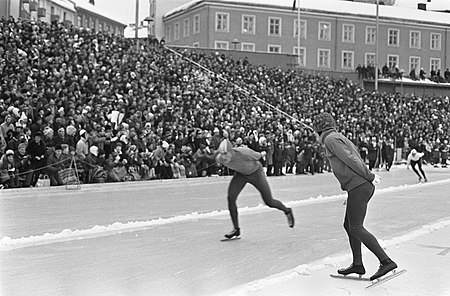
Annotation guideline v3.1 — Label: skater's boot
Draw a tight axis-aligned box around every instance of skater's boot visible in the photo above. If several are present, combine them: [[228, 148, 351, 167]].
[[286, 208, 295, 228], [370, 259, 397, 281], [337, 264, 366, 276], [224, 228, 240, 239]]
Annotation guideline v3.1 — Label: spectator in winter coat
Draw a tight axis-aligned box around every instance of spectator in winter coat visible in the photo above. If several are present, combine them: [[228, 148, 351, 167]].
[[0, 150, 19, 188], [382, 138, 395, 171], [14, 142, 33, 187], [46, 144, 67, 186], [76, 129, 89, 160], [26, 132, 47, 186]]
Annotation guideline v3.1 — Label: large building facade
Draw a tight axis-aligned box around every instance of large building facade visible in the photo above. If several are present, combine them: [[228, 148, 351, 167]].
[[162, 0, 450, 74], [0, 0, 126, 36]]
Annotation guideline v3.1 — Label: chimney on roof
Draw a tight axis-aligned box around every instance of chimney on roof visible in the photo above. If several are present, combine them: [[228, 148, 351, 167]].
[[418, 3, 427, 10], [89, 0, 95, 5]]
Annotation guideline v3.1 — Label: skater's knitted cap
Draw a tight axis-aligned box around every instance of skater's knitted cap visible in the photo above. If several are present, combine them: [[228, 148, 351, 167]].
[[313, 112, 337, 132], [218, 139, 232, 154]]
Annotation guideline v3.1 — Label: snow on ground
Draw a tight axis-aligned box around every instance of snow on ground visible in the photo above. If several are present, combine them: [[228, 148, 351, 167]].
[[1, 164, 450, 296]]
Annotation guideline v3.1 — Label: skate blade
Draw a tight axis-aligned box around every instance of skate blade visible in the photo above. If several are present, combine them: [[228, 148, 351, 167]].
[[220, 237, 241, 242], [330, 274, 370, 281], [366, 269, 407, 288]]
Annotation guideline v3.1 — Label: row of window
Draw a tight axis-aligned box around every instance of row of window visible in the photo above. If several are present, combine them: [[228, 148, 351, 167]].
[[77, 15, 121, 34], [166, 12, 443, 51], [210, 41, 442, 72]]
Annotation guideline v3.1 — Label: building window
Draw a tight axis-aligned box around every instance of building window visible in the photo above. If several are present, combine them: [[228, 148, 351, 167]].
[[98, 22, 103, 32], [242, 42, 255, 52], [410, 31, 421, 49], [183, 19, 190, 37], [165, 26, 171, 42], [268, 17, 281, 37], [409, 56, 420, 73], [293, 47, 306, 66], [342, 51, 354, 70], [342, 24, 354, 43], [268, 44, 281, 53], [318, 22, 331, 41], [387, 54, 399, 69], [388, 29, 399, 46], [193, 42, 200, 48], [242, 15, 255, 35], [174, 22, 180, 40], [366, 26, 376, 44], [430, 33, 441, 50], [430, 58, 441, 72], [77, 16, 82, 27], [215, 12, 229, 32], [193, 14, 200, 34], [293, 19, 306, 39], [215, 41, 229, 49], [365, 53, 375, 67], [318, 49, 330, 68]]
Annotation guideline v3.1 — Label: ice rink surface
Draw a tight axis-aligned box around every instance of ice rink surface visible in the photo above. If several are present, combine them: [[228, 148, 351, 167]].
[[1, 165, 450, 296]]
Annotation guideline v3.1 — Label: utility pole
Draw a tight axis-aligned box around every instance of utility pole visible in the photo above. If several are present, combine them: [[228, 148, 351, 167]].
[[135, 0, 140, 52], [297, 0, 301, 66], [375, 0, 379, 92]]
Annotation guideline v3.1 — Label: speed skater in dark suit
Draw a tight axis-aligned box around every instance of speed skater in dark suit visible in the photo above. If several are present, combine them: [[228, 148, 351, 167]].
[[215, 139, 294, 239], [313, 112, 397, 281]]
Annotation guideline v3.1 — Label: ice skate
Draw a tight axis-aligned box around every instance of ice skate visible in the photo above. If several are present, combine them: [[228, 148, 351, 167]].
[[338, 264, 366, 276], [221, 228, 241, 241], [286, 208, 295, 228], [370, 260, 397, 281]]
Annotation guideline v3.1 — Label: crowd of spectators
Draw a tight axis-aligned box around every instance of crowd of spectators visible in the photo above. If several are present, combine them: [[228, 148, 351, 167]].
[[0, 17, 449, 189], [356, 62, 450, 83]]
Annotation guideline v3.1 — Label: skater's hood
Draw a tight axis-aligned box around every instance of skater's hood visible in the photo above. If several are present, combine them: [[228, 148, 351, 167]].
[[218, 139, 233, 154]]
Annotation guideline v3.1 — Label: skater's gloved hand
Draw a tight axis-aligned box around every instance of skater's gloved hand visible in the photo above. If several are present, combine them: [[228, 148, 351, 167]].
[[373, 174, 381, 185]]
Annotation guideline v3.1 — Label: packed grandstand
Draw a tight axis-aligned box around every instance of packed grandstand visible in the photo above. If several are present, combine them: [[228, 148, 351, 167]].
[[0, 18, 448, 188]]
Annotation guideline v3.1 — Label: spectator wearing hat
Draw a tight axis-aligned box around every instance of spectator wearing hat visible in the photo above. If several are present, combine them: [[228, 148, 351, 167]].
[[0, 149, 19, 188], [46, 144, 67, 186], [0, 115, 14, 141], [42, 127, 56, 152], [26, 132, 47, 187], [83, 145, 100, 184], [14, 142, 33, 187], [76, 129, 89, 160]]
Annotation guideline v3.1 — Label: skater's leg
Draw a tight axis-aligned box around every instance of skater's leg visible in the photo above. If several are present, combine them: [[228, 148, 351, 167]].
[[227, 173, 247, 230], [410, 161, 422, 179], [343, 210, 363, 266], [346, 182, 389, 262], [249, 164, 294, 227], [417, 160, 427, 180], [249, 165, 288, 213]]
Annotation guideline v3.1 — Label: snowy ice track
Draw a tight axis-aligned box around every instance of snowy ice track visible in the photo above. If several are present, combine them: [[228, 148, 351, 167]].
[[1, 179, 449, 251]]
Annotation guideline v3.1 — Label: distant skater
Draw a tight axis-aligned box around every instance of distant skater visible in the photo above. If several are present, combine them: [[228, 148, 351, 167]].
[[215, 139, 294, 239], [313, 112, 397, 281], [407, 149, 427, 182]]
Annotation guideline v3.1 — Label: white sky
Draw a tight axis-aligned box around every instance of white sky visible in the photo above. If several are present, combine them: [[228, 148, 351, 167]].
[[94, 0, 150, 25]]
